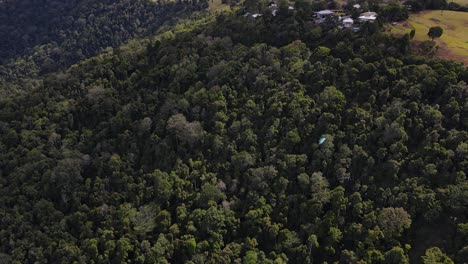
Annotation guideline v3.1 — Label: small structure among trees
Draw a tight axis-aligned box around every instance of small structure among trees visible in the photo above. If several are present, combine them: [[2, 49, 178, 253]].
[[358, 11, 378, 22], [342, 17, 354, 28], [315, 10, 335, 24]]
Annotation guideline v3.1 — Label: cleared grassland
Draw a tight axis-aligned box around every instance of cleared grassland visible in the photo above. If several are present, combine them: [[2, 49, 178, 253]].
[[208, 0, 230, 12], [390, 10, 468, 64], [450, 0, 468, 6]]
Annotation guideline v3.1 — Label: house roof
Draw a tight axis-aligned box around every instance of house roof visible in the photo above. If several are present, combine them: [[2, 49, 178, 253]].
[[359, 16, 377, 21], [316, 10, 334, 15], [359, 12, 377, 21], [343, 18, 354, 23], [360, 11, 377, 17], [353, 4, 361, 8]]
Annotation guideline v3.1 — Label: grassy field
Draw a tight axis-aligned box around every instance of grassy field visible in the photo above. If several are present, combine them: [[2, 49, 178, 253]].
[[335, 0, 348, 7], [208, 0, 230, 12], [389, 10, 468, 64], [449, 0, 468, 6]]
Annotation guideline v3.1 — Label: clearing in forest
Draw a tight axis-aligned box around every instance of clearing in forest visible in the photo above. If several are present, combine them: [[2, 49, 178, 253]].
[[389, 10, 468, 65], [208, 0, 230, 12], [449, 0, 468, 6]]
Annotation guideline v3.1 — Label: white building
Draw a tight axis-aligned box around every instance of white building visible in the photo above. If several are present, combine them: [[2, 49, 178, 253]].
[[343, 18, 354, 28], [358, 12, 377, 22], [315, 10, 335, 23]]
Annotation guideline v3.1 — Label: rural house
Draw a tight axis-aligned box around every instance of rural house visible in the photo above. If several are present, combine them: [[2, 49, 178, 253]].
[[315, 10, 335, 23], [358, 11, 377, 22], [343, 17, 354, 28]]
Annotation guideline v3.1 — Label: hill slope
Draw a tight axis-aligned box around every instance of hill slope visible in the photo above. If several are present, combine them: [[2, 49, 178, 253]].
[[0, 2, 467, 263], [0, 0, 206, 79]]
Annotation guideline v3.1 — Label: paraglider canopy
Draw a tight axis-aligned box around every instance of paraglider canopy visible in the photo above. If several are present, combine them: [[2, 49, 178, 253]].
[[318, 137, 327, 145]]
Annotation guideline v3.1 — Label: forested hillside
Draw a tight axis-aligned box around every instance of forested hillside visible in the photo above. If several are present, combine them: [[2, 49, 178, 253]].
[[0, 0, 467, 263], [0, 0, 206, 80]]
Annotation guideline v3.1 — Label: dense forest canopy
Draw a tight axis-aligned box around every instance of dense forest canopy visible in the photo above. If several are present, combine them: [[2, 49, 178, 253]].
[[0, 0, 467, 263], [0, 0, 206, 80]]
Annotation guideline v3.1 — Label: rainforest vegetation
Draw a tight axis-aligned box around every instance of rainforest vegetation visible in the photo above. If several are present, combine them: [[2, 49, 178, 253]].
[[0, 0, 207, 80], [0, 0, 466, 263]]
